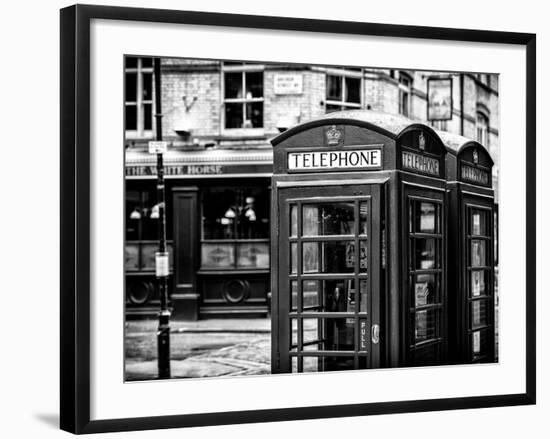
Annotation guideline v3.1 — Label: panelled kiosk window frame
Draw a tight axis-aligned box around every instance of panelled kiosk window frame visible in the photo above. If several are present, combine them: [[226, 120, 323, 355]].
[[443, 133, 496, 365], [400, 130, 448, 366], [270, 110, 451, 374], [284, 184, 382, 372]]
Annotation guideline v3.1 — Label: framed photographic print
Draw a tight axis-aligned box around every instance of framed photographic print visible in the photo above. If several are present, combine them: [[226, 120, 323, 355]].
[[60, 4, 536, 434]]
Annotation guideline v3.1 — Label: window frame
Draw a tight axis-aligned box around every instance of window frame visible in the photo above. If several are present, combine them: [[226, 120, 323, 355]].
[[199, 185, 270, 271], [477, 73, 491, 87], [465, 203, 495, 362], [431, 120, 448, 131], [125, 186, 173, 274], [398, 71, 413, 117], [221, 62, 265, 135], [324, 68, 363, 113], [287, 194, 372, 372], [124, 57, 155, 139], [406, 195, 445, 365], [476, 110, 490, 147]]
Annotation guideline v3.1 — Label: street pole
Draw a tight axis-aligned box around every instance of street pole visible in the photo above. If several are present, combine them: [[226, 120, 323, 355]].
[[153, 56, 171, 379], [459, 73, 464, 136]]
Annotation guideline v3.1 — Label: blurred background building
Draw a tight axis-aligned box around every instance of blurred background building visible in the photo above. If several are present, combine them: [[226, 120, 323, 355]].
[[124, 57, 499, 320]]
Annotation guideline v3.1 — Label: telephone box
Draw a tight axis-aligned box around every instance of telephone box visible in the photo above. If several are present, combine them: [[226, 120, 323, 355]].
[[270, 110, 449, 374], [442, 132, 496, 364]]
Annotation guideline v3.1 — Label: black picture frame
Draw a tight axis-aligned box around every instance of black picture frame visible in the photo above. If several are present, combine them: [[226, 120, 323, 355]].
[[60, 4, 536, 434]]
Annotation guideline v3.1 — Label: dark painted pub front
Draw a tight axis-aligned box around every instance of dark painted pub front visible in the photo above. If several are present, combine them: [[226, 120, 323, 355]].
[[125, 110, 496, 373], [125, 148, 273, 320]]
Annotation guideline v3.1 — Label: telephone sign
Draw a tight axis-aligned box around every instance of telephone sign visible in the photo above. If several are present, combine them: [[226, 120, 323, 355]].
[[287, 148, 382, 171]]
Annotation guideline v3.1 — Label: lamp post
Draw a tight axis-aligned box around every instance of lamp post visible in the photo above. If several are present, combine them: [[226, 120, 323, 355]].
[[149, 56, 171, 379]]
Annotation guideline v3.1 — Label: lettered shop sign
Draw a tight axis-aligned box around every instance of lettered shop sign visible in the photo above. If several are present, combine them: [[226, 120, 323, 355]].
[[288, 149, 382, 171]]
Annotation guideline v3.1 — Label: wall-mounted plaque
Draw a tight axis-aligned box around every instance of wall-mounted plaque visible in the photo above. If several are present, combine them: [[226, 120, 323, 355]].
[[274, 73, 303, 95]]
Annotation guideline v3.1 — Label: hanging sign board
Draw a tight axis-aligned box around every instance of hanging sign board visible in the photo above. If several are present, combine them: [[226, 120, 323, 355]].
[[427, 77, 453, 121], [287, 149, 382, 171]]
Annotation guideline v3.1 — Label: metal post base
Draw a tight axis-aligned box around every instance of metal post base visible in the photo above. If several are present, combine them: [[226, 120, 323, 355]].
[[157, 309, 171, 379]]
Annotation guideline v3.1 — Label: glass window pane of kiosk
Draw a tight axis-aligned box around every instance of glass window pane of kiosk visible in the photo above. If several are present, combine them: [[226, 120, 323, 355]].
[[408, 198, 444, 366], [302, 202, 356, 236], [287, 195, 372, 373], [466, 205, 493, 361]]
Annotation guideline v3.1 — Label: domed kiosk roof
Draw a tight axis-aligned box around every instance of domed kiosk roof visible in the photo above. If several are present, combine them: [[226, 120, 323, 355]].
[[436, 129, 494, 166], [435, 130, 472, 154], [270, 109, 450, 178], [272, 109, 493, 166], [271, 110, 440, 146]]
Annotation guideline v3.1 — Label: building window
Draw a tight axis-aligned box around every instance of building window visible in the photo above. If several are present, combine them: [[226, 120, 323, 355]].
[[398, 72, 412, 117], [223, 63, 264, 129], [325, 70, 362, 113], [431, 120, 448, 131], [125, 57, 154, 137], [477, 73, 490, 87], [476, 112, 489, 146], [201, 186, 270, 270], [125, 186, 173, 273]]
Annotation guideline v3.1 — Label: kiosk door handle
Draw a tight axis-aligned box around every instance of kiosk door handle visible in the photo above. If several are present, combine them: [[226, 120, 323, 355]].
[[371, 324, 380, 344]]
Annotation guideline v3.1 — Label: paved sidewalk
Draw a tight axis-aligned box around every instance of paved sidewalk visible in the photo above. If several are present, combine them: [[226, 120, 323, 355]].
[[125, 318, 271, 381]]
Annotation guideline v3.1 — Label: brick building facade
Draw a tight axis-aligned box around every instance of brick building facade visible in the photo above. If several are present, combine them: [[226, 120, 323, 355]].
[[124, 57, 499, 319], [127, 59, 499, 156]]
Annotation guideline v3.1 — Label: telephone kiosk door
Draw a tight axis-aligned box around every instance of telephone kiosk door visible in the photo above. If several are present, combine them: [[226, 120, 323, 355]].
[[445, 140, 496, 364], [276, 183, 384, 373]]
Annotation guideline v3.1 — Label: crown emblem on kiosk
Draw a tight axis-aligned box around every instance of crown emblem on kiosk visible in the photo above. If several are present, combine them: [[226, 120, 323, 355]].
[[473, 150, 479, 164], [419, 132, 426, 150], [326, 125, 342, 145]]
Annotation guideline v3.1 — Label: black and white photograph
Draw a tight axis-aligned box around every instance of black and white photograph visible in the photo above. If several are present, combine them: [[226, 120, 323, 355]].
[[1, 0, 544, 436], [124, 56, 500, 380]]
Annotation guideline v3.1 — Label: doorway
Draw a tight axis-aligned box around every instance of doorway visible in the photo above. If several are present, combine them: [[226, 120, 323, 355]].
[[275, 183, 384, 373]]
